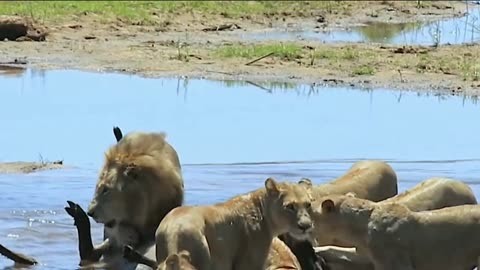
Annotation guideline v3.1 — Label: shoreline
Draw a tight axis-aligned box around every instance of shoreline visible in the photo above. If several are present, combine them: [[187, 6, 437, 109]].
[[0, 1, 479, 97]]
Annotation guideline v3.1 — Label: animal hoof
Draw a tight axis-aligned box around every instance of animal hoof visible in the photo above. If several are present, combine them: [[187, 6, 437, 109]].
[[64, 201, 88, 225]]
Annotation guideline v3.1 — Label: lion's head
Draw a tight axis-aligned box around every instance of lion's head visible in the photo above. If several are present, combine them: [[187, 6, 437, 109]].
[[158, 251, 196, 270], [87, 161, 150, 228], [264, 177, 314, 240], [87, 132, 184, 235]]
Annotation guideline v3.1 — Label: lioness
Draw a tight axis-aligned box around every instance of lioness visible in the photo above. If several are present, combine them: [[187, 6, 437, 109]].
[[310, 160, 398, 201], [383, 177, 477, 210], [80, 128, 184, 264], [315, 177, 478, 270], [313, 193, 480, 270], [311, 160, 397, 247], [155, 177, 314, 270]]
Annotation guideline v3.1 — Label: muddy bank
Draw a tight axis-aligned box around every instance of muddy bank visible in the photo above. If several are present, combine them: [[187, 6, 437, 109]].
[[0, 15, 47, 41], [0, 1, 479, 96], [0, 161, 64, 174]]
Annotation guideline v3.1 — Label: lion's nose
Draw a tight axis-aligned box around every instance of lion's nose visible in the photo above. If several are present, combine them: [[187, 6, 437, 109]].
[[87, 209, 95, 218], [297, 222, 312, 232], [87, 204, 97, 218]]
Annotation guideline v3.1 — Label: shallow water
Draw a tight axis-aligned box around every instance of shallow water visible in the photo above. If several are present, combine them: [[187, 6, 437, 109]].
[[240, 6, 480, 45], [1, 70, 480, 269]]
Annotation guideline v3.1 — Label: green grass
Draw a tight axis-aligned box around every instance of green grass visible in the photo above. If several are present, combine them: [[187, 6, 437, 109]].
[[215, 43, 303, 61], [0, 1, 349, 25], [352, 65, 376, 76], [314, 47, 360, 60]]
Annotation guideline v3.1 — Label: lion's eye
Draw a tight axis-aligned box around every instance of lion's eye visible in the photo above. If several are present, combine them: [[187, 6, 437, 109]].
[[305, 202, 312, 209], [285, 203, 295, 211]]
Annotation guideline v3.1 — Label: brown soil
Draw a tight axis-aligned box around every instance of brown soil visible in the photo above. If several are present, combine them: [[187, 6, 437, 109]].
[[0, 1, 479, 96], [0, 161, 64, 174]]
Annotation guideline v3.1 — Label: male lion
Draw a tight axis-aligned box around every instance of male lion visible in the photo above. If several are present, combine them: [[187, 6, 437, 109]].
[[74, 127, 184, 265], [154, 177, 314, 270], [314, 177, 477, 270], [313, 193, 480, 270]]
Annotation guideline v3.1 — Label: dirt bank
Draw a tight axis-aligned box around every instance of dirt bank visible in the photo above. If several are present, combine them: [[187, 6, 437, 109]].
[[0, 161, 64, 174], [0, 1, 479, 96]]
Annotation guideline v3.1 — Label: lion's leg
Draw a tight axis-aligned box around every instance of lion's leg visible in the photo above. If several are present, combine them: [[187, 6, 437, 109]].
[[65, 201, 110, 264]]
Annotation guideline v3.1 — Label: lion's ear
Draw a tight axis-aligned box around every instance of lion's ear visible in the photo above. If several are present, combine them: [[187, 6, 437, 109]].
[[265, 177, 280, 196], [178, 250, 192, 263], [298, 178, 313, 190], [321, 199, 335, 214], [345, 192, 357, 198]]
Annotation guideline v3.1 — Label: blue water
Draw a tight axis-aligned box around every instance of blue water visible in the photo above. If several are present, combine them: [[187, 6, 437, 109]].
[[240, 6, 480, 45], [1, 69, 480, 269]]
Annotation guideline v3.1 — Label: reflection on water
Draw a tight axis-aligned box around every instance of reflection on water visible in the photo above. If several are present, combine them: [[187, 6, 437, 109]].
[[1, 69, 480, 269], [241, 6, 480, 45], [0, 65, 27, 78], [357, 21, 423, 43]]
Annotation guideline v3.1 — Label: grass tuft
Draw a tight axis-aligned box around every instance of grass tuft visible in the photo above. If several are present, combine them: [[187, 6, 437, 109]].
[[215, 43, 303, 61], [352, 65, 376, 76]]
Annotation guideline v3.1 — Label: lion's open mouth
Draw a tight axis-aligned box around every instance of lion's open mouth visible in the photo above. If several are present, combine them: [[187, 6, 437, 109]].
[[105, 220, 116, 228]]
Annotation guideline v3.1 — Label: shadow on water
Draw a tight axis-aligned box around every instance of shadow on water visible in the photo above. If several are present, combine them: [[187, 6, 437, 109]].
[[1, 69, 480, 269], [240, 6, 480, 46]]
